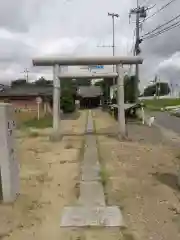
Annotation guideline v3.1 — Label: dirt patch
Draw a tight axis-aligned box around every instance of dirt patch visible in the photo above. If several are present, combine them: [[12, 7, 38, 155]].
[[4, 109, 177, 239], [0, 110, 124, 240], [0, 111, 87, 239], [94, 109, 180, 240]]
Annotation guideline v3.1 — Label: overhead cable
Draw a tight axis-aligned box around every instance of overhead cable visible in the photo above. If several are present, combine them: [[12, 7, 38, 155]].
[[143, 0, 177, 22]]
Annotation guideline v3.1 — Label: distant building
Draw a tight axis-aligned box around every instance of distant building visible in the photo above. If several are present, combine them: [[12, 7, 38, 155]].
[[0, 85, 53, 112], [77, 86, 102, 108]]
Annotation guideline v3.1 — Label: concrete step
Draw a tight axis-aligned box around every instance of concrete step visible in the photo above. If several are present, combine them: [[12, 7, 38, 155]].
[[79, 181, 105, 206], [61, 206, 124, 227]]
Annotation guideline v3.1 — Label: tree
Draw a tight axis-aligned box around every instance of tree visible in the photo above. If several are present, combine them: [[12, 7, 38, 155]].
[[35, 77, 53, 85], [61, 78, 73, 89], [61, 88, 75, 113], [143, 82, 170, 96], [95, 78, 114, 104], [124, 75, 136, 103], [112, 75, 137, 104], [60, 79, 77, 97], [11, 79, 27, 87]]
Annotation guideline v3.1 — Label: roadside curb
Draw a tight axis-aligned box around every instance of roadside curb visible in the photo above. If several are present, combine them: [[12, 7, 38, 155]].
[[142, 110, 180, 143]]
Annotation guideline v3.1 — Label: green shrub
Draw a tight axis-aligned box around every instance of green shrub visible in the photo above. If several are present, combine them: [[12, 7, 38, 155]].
[[61, 89, 75, 113]]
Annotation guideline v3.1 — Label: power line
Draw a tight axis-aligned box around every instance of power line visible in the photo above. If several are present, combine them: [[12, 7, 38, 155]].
[[147, 4, 157, 10], [143, 0, 177, 22], [142, 20, 180, 40], [144, 22, 180, 40], [143, 22, 180, 40], [143, 20, 180, 40], [142, 13, 180, 37]]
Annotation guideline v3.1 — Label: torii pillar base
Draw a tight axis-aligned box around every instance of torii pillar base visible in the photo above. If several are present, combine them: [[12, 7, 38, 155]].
[[49, 132, 62, 142]]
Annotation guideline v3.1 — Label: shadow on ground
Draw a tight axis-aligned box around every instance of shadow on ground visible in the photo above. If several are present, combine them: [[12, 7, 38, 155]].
[[152, 172, 180, 191]]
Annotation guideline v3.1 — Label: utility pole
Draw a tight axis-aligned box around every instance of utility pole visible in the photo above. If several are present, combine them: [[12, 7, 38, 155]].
[[97, 12, 119, 85], [23, 68, 29, 83], [108, 12, 119, 73], [130, 1, 146, 101], [135, 1, 140, 101]]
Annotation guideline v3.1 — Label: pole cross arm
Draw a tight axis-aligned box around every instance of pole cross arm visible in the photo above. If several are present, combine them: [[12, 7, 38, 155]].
[[32, 56, 143, 66]]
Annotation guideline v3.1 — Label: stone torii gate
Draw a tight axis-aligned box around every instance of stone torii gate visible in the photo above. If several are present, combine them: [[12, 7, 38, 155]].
[[32, 56, 143, 139]]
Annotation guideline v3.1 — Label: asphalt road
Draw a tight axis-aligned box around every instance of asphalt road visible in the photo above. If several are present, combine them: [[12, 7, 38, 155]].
[[152, 111, 180, 134]]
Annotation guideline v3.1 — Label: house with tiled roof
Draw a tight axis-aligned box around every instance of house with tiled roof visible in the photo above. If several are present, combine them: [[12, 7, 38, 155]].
[[0, 84, 53, 111]]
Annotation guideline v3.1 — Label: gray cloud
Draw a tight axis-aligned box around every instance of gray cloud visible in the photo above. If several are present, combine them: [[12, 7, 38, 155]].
[[0, 38, 35, 64], [0, 0, 28, 32], [0, 0, 49, 32], [0, 0, 179, 85]]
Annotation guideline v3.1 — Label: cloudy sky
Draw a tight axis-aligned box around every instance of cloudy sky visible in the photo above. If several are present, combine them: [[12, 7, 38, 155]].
[[0, 0, 179, 89]]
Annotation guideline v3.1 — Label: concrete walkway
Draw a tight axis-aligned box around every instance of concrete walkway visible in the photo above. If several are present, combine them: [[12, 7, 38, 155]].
[[60, 110, 123, 227]]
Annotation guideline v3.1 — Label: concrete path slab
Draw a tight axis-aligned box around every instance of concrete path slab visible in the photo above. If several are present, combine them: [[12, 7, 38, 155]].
[[85, 134, 96, 144], [83, 148, 99, 166], [60, 110, 124, 227], [79, 181, 105, 206], [86, 110, 94, 133], [81, 165, 100, 181], [61, 206, 124, 227]]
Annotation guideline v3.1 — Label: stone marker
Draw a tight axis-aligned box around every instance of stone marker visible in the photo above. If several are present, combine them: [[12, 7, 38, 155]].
[[0, 103, 19, 203]]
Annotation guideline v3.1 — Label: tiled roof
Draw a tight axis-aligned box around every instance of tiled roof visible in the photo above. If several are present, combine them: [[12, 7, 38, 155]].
[[77, 86, 102, 98], [0, 85, 53, 97]]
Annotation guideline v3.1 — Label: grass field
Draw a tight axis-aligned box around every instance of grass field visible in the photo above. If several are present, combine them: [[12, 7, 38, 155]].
[[141, 98, 180, 111], [15, 111, 38, 126], [14, 111, 52, 129]]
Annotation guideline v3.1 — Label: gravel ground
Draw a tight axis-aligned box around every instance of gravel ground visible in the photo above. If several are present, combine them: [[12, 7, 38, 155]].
[[0, 111, 86, 240], [94, 109, 180, 240], [0, 110, 126, 240]]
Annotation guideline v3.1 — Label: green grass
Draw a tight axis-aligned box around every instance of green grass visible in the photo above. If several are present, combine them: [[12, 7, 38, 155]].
[[20, 115, 52, 129], [141, 98, 180, 111], [99, 167, 109, 187]]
